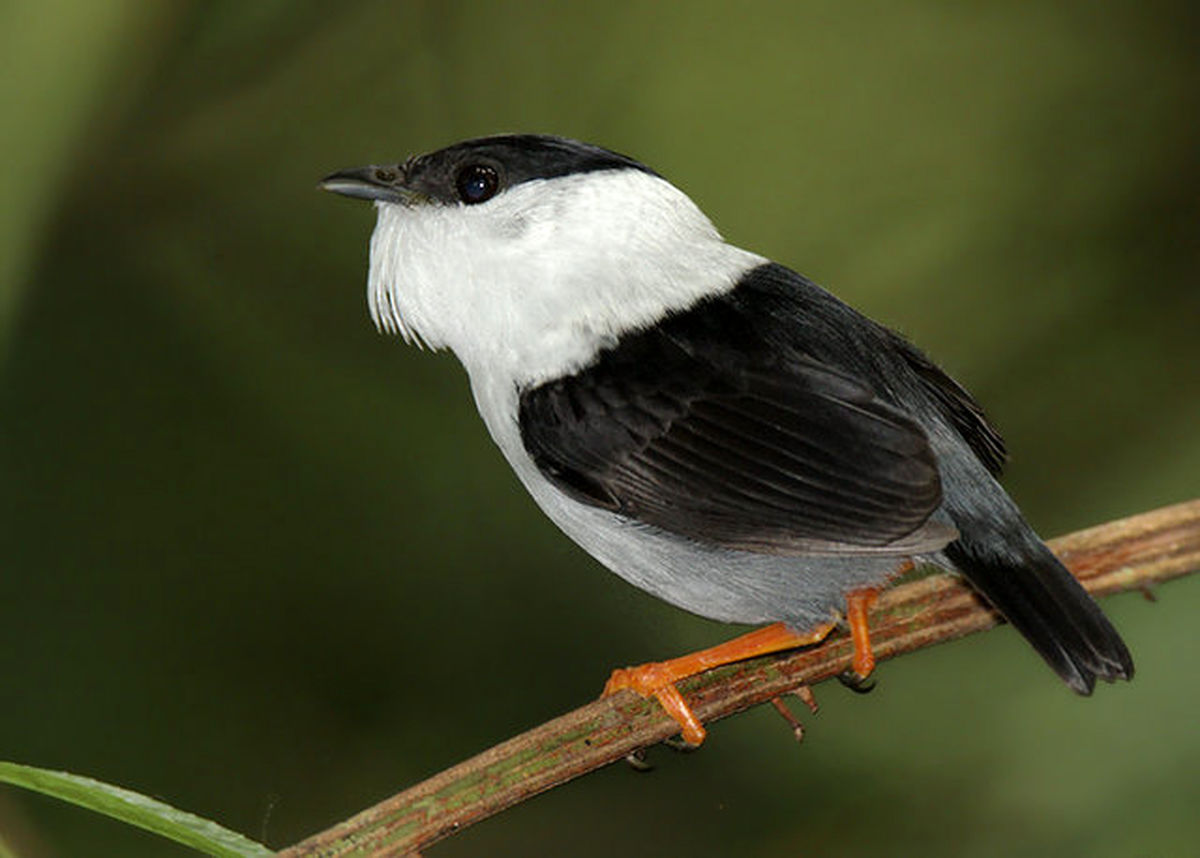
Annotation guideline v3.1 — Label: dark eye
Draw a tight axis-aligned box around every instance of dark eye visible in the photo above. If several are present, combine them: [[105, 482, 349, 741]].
[[455, 164, 500, 204]]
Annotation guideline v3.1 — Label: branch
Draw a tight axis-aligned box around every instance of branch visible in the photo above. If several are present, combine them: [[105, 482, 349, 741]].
[[280, 499, 1200, 858]]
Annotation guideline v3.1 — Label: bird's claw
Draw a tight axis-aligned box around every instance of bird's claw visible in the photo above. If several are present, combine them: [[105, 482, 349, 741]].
[[837, 669, 877, 694]]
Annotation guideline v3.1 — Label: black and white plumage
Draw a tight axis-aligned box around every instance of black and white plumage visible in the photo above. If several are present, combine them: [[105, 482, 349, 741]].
[[323, 134, 1132, 693]]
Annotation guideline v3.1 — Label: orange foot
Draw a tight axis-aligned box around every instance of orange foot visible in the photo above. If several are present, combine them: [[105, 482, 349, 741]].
[[845, 587, 880, 680], [603, 620, 836, 745]]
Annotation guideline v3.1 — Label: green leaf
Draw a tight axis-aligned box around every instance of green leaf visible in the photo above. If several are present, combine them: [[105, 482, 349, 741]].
[[0, 761, 273, 857]]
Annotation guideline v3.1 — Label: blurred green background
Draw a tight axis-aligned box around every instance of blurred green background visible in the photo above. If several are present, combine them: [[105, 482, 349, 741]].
[[1, 1, 1197, 855]]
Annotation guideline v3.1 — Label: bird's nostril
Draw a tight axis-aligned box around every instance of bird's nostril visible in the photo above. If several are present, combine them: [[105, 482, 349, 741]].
[[375, 168, 397, 183]]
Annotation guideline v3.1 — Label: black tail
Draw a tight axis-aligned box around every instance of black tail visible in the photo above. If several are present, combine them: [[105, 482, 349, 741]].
[[946, 529, 1133, 693], [884, 324, 1133, 689]]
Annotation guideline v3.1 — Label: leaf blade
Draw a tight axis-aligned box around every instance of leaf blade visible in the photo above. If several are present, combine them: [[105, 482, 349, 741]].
[[0, 761, 273, 858]]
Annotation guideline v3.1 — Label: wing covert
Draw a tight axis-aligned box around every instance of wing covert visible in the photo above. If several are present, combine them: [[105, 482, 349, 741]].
[[519, 323, 946, 555]]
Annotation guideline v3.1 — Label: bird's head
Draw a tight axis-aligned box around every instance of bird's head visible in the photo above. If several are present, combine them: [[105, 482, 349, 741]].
[[322, 134, 763, 383]]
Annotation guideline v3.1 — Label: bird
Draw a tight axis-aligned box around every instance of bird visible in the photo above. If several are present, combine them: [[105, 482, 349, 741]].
[[321, 133, 1133, 744]]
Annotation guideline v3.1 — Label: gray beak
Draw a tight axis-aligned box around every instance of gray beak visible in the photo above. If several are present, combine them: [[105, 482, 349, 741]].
[[319, 165, 417, 204]]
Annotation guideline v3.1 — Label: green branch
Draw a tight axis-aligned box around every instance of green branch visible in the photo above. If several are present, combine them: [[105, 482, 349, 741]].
[[4, 500, 1195, 858], [279, 499, 1200, 858]]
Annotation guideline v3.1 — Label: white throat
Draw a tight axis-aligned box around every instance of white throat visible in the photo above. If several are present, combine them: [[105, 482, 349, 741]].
[[365, 169, 765, 385]]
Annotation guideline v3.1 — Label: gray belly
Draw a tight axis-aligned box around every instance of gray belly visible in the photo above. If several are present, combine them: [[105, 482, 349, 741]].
[[524, 484, 924, 629]]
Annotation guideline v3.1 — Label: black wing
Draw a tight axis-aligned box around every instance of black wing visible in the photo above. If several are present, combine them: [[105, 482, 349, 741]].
[[718, 263, 1009, 478], [519, 318, 945, 555], [887, 331, 1008, 476]]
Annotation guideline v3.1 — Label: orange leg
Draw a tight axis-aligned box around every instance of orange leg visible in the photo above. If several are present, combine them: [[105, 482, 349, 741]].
[[603, 620, 836, 745], [844, 587, 881, 680]]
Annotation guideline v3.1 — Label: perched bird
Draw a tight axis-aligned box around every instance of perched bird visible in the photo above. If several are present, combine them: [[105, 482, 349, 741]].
[[321, 134, 1132, 743]]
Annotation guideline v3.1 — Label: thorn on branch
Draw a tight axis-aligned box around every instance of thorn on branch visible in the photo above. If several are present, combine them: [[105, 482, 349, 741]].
[[793, 684, 819, 714], [769, 696, 806, 742], [769, 685, 820, 742]]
